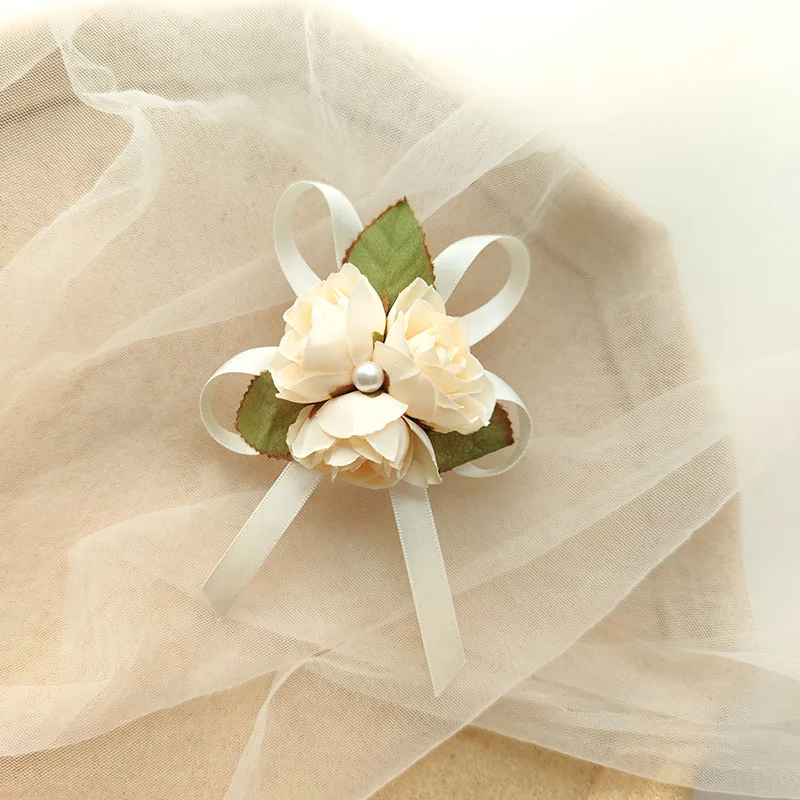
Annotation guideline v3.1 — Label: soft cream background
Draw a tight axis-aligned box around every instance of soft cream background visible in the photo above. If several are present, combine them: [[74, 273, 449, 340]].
[[2, 2, 799, 798], [324, 0, 800, 631]]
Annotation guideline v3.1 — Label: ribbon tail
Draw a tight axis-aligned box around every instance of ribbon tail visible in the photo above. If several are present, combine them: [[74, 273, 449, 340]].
[[390, 483, 465, 697], [203, 463, 322, 616]]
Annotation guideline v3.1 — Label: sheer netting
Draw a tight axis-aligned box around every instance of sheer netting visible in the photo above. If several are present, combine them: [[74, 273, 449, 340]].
[[1, 3, 799, 798]]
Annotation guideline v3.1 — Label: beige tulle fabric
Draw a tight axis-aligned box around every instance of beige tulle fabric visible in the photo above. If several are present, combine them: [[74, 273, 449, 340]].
[[1, 4, 799, 798]]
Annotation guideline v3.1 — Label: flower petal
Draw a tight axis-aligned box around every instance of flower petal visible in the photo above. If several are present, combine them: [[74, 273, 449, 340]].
[[315, 391, 408, 438], [351, 437, 384, 463], [367, 417, 410, 462], [277, 329, 305, 362], [386, 373, 438, 425], [384, 316, 414, 356], [388, 278, 445, 328], [333, 262, 363, 294], [324, 445, 361, 467], [405, 299, 448, 339], [419, 364, 477, 394], [403, 418, 442, 487], [345, 274, 387, 364], [301, 332, 353, 374], [273, 363, 352, 403], [429, 405, 482, 434], [286, 406, 333, 459], [373, 340, 419, 382]]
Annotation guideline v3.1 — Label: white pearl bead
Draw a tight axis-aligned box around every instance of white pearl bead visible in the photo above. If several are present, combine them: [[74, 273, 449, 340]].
[[352, 360, 385, 393]]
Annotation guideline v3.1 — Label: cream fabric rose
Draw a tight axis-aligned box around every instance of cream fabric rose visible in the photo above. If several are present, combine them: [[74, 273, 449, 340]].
[[373, 279, 495, 434], [276, 266, 494, 486], [271, 263, 386, 403], [286, 392, 441, 489]]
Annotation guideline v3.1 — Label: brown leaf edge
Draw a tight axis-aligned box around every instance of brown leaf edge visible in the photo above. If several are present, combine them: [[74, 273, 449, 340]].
[[428, 401, 515, 473], [234, 374, 295, 460], [342, 197, 435, 283], [487, 402, 514, 458]]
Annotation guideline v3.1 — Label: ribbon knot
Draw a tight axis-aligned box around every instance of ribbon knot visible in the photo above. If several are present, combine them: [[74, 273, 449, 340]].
[[200, 182, 531, 695]]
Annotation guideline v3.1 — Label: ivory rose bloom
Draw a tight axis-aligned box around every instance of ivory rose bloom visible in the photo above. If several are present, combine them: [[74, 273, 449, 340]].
[[271, 263, 386, 403], [274, 264, 495, 487], [373, 279, 495, 434], [286, 392, 441, 489]]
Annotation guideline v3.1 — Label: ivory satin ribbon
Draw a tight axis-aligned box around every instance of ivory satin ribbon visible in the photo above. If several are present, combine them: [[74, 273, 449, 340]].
[[200, 182, 531, 695]]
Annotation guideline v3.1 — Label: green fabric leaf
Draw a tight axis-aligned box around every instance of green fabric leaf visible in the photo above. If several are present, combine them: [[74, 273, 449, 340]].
[[344, 199, 434, 306], [236, 371, 305, 457], [427, 404, 514, 473]]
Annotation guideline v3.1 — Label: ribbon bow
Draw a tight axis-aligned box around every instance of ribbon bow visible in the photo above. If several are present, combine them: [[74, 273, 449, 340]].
[[200, 182, 531, 695]]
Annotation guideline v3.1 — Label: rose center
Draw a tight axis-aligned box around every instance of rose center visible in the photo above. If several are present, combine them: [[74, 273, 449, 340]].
[[352, 360, 385, 394]]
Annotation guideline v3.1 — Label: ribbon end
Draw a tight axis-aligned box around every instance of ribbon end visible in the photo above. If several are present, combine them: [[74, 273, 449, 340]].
[[390, 483, 466, 698], [431, 646, 466, 697], [202, 576, 236, 617]]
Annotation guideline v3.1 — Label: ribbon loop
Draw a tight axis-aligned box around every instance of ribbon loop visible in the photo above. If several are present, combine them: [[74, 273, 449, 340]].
[[200, 347, 277, 456], [433, 234, 530, 346], [273, 181, 364, 297], [390, 482, 465, 696]]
